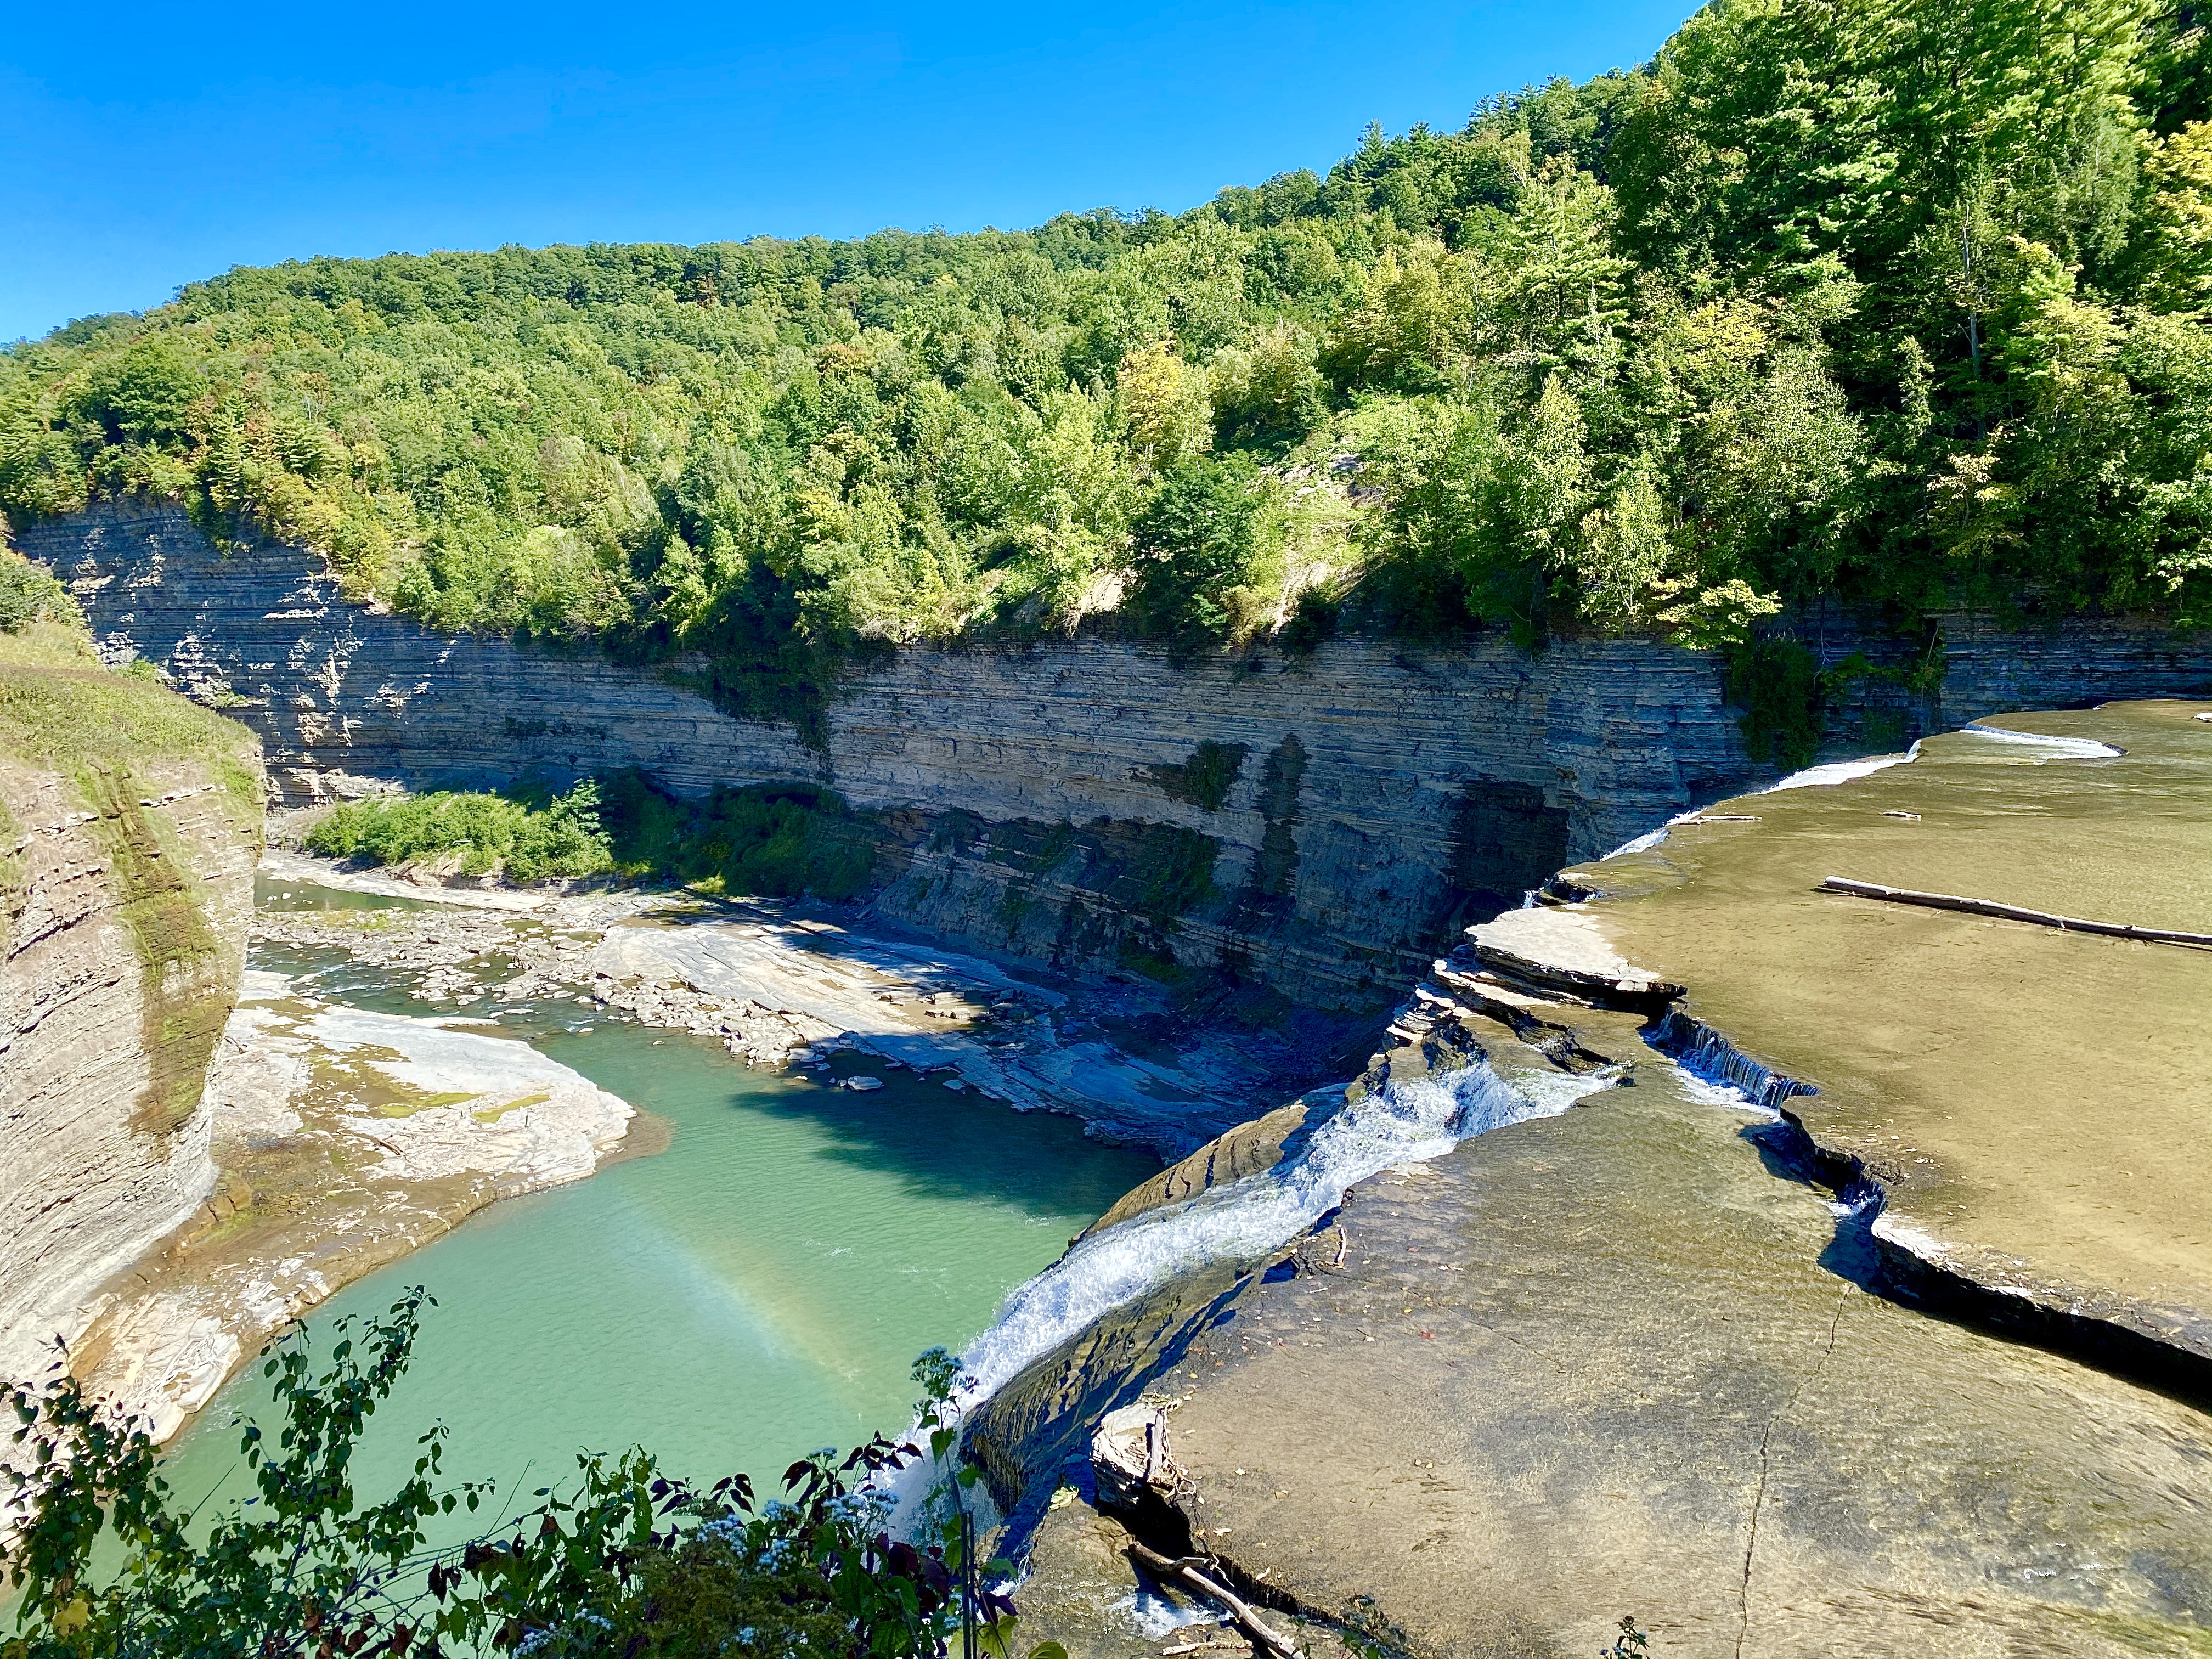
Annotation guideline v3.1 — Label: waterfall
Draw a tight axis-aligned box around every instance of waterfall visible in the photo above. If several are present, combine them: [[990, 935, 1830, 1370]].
[[1754, 742, 1922, 793], [1650, 1009, 1815, 1114], [1600, 741, 1925, 861], [952, 1059, 1605, 1407]]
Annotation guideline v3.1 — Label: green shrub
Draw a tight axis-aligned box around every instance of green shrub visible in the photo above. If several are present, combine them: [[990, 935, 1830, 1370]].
[[0, 557, 82, 635], [597, 771, 881, 900], [1727, 639, 1825, 772], [1, 1289, 1001, 1659], [1125, 456, 1265, 648], [305, 783, 613, 881]]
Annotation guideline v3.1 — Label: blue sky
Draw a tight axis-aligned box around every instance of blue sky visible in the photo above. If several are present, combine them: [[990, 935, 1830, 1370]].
[[2, 0, 1692, 343]]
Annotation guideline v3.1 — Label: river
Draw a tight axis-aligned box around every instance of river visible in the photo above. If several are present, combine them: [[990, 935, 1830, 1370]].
[[1571, 698, 2212, 1345], [155, 878, 1155, 1535]]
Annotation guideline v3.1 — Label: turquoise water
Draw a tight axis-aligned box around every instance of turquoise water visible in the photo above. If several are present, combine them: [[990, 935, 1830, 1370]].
[[158, 962, 1155, 1536]]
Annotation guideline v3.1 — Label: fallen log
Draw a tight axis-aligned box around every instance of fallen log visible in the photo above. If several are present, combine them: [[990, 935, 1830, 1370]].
[[1127, 1542, 1304, 1659], [1817, 877, 2212, 949]]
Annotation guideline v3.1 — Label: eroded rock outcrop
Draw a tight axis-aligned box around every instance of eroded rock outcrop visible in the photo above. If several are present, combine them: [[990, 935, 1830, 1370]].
[[1558, 701, 2212, 1389], [31, 500, 2212, 1011], [0, 626, 262, 1393], [67, 970, 634, 1442], [969, 776, 2212, 1655]]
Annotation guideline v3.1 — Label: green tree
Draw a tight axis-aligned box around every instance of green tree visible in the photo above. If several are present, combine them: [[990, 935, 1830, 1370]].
[[1125, 456, 1264, 645]]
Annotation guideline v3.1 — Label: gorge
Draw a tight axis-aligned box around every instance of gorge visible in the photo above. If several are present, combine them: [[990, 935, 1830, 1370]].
[[4, 500, 2210, 1655], [9, 0, 2212, 1640]]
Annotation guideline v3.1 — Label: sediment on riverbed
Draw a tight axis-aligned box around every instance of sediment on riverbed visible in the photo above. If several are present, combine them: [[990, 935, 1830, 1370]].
[[71, 832, 1359, 1447], [67, 969, 635, 1442]]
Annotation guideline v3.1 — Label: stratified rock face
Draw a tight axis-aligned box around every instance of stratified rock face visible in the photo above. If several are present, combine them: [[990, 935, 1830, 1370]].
[[0, 674, 261, 1392], [27, 500, 2212, 1007]]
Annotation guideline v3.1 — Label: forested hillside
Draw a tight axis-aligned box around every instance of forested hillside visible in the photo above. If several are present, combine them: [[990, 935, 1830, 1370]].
[[4, 0, 2209, 715]]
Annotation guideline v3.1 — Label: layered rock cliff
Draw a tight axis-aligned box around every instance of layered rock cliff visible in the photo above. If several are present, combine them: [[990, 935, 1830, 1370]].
[[0, 621, 262, 1391], [22, 500, 2212, 1008]]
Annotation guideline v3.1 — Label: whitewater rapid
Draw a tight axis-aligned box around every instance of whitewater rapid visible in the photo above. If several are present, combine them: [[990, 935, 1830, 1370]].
[[1959, 724, 2124, 759], [952, 1059, 1607, 1408], [1601, 741, 1927, 860]]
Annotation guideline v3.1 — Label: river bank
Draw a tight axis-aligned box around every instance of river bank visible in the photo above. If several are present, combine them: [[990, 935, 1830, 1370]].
[[74, 834, 1344, 1452], [962, 699, 2212, 1658]]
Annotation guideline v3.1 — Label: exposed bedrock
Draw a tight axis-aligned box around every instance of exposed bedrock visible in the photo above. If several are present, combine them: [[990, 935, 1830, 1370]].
[[1548, 702, 2212, 1388], [0, 644, 262, 1393], [972, 969, 2212, 1658], [26, 500, 2212, 1008], [68, 969, 634, 1443]]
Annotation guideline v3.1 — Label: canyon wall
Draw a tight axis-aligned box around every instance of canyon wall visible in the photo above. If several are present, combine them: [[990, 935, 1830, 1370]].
[[0, 629, 261, 1390], [22, 499, 2212, 1007]]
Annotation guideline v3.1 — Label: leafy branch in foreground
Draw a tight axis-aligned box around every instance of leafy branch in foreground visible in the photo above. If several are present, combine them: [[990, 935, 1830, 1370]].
[[3, 1290, 1003, 1659]]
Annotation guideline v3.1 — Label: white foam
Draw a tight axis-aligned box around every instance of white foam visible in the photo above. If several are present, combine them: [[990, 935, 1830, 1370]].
[[955, 1060, 1602, 1406], [1602, 825, 1677, 860], [1959, 724, 2122, 758], [1110, 1587, 1218, 1638], [1754, 742, 1921, 793], [1599, 741, 1925, 860], [1671, 1068, 1780, 1120]]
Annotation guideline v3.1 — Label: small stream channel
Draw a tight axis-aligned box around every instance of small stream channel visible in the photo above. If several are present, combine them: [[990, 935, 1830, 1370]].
[[156, 879, 1156, 1539]]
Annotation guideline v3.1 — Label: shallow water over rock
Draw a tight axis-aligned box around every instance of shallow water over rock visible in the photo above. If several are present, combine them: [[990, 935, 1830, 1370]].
[[1565, 698, 2212, 1363]]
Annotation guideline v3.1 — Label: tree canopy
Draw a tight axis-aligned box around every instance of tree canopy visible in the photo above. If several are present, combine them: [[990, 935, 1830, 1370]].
[[5, 0, 2209, 710]]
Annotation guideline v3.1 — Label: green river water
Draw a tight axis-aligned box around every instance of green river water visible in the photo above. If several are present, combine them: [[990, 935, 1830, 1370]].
[[156, 884, 1155, 1537]]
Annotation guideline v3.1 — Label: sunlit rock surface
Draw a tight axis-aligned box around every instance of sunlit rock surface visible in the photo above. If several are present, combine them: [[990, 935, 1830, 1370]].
[[67, 970, 631, 1442], [1036, 1053, 2212, 1655], [0, 630, 261, 1396]]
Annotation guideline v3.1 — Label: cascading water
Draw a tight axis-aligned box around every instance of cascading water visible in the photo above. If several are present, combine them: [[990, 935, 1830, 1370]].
[[1959, 724, 2124, 759], [1650, 1010, 1816, 1114], [1752, 743, 1923, 792], [952, 1059, 1604, 1408], [1600, 741, 1926, 861]]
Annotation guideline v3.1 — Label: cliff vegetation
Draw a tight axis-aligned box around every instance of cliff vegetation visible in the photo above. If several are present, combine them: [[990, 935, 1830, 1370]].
[[3, 0, 2210, 720], [0, 551, 263, 1135], [300, 775, 882, 896]]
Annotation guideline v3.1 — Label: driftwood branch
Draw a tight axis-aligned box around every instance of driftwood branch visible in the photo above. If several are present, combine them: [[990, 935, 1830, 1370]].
[[1818, 877, 2212, 949], [1127, 1541, 1304, 1659]]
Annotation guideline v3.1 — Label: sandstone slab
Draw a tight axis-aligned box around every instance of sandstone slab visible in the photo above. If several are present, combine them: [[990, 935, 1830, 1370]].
[[66, 971, 631, 1442]]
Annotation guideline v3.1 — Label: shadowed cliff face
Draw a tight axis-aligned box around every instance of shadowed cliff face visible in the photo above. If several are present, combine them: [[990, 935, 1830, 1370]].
[[25, 499, 2212, 1010]]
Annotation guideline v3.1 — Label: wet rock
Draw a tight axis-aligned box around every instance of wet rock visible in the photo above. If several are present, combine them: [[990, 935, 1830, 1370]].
[[1564, 701, 2212, 1382], [989, 970, 2212, 1656]]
